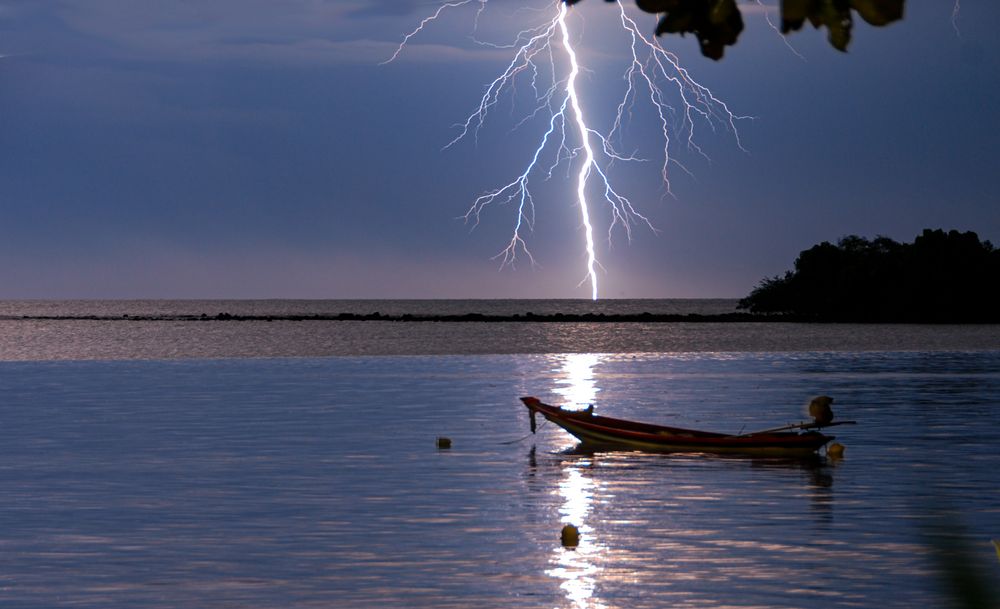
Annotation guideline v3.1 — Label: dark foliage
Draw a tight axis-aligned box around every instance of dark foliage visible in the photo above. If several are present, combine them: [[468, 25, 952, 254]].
[[738, 229, 1000, 322], [564, 0, 905, 60]]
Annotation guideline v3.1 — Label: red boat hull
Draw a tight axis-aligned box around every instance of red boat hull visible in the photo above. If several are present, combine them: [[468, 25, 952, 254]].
[[521, 397, 833, 457]]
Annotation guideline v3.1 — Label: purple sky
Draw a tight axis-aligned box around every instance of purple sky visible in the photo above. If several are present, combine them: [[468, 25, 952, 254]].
[[1, 1, 997, 299]]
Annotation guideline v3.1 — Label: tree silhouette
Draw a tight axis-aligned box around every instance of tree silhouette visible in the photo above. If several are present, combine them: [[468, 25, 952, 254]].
[[738, 229, 1000, 322], [564, 0, 906, 60]]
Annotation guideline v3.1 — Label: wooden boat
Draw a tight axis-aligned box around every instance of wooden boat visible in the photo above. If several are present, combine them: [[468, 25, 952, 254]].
[[521, 396, 850, 457]]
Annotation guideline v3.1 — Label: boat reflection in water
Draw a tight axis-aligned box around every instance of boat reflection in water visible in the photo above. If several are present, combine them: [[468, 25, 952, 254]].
[[537, 354, 842, 609]]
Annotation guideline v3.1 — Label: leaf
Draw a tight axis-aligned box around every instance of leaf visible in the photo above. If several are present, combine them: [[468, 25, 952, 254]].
[[821, 0, 854, 52], [575, 0, 910, 59], [851, 0, 904, 27]]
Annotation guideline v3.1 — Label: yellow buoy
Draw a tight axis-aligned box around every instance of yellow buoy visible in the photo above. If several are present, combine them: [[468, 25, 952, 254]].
[[436, 437, 452, 449], [993, 539, 999, 562], [561, 524, 580, 547], [827, 442, 845, 458]]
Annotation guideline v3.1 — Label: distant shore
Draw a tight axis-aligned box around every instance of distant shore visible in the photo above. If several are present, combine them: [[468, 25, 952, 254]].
[[6, 311, 994, 323], [8, 311, 764, 322], [2, 296, 997, 323]]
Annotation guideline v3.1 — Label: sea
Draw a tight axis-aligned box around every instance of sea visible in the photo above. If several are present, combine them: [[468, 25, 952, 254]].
[[0, 300, 998, 608]]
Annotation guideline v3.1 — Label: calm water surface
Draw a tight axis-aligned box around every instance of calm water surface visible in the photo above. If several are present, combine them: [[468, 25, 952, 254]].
[[0, 302, 998, 608]]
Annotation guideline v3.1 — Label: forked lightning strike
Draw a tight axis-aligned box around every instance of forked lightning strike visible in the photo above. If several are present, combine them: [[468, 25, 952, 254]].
[[558, 3, 600, 299], [753, 0, 806, 60], [385, 0, 745, 300]]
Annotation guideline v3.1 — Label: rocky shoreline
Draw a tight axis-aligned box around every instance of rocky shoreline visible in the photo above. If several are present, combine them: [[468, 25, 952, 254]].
[[12, 311, 786, 323]]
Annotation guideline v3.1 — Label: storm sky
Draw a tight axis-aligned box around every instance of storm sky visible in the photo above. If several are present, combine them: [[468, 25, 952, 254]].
[[2, 1, 997, 299]]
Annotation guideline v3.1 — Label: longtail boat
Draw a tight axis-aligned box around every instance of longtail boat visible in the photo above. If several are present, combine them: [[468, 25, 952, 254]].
[[521, 396, 853, 457]]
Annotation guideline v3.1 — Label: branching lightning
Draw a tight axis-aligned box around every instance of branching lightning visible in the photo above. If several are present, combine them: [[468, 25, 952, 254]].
[[753, 0, 806, 60], [385, 0, 746, 300], [558, 3, 600, 299]]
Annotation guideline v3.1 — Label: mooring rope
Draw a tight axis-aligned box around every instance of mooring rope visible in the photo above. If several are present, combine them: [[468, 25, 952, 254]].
[[498, 418, 549, 445]]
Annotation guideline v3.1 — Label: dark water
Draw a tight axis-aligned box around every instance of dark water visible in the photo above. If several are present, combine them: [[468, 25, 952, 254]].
[[0, 301, 998, 608]]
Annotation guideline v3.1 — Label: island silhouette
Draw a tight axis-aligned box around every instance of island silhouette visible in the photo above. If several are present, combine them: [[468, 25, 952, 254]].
[[738, 229, 1000, 322], [8, 230, 995, 324]]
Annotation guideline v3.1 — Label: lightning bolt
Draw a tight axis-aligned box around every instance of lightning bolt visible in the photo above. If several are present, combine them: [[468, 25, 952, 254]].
[[558, 3, 600, 299], [385, 0, 746, 300], [381, 1, 486, 65], [753, 0, 806, 60]]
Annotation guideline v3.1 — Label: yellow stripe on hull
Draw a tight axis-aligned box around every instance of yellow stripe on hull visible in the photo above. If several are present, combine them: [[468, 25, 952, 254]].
[[552, 417, 828, 458]]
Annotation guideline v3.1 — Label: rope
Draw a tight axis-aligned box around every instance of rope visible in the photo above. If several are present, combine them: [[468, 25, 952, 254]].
[[498, 418, 549, 445]]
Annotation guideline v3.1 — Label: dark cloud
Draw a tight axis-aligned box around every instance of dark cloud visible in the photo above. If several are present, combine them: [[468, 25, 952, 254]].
[[347, 0, 432, 18]]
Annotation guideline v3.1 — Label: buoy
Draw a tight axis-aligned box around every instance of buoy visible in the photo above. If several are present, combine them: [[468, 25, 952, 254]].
[[992, 539, 999, 562], [827, 442, 845, 458], [436, 437, 452, 449], [561, 524, 580, 547]]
